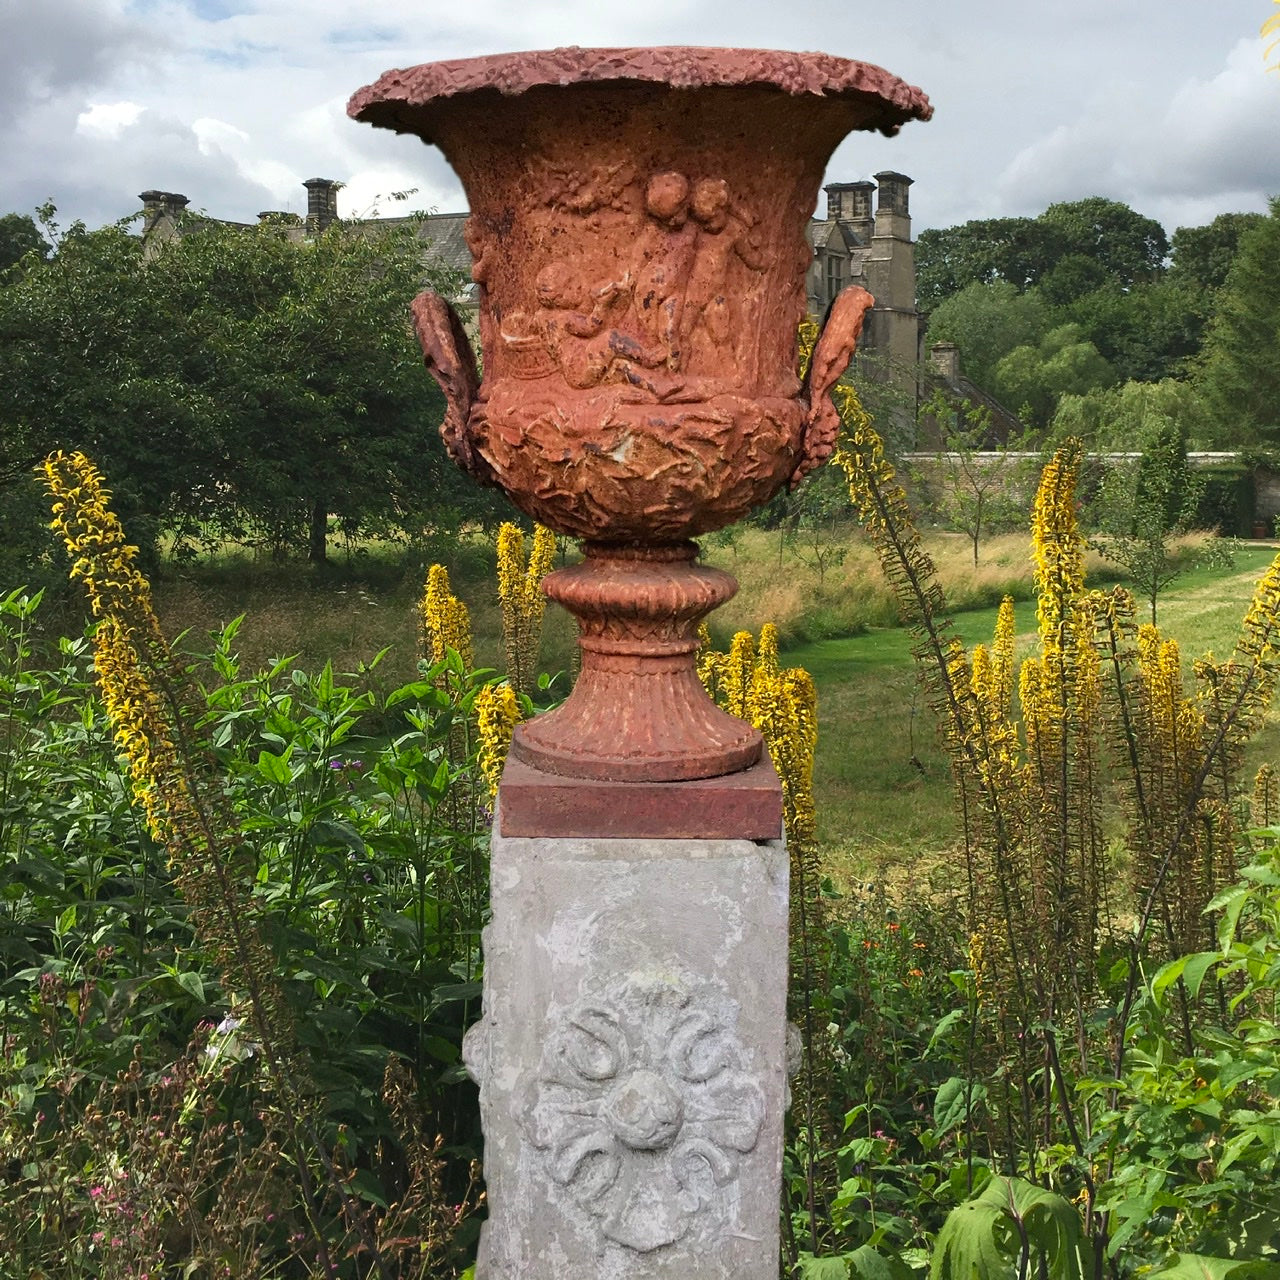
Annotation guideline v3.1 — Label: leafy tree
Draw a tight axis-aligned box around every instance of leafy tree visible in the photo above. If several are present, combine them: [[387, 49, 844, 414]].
[[913, 389, 1034, 565], [924, 280, 1051, 392], [0, 212, 50, 272], [993, 323, 1116, 428], [1197, 197, 1280, 446], [1169, 211, 1266, 291], [918, 198, 1169, 311], [1037, 252, 1111, 307], [1039, 196, 1170, 290], [0, 208, 478, 562], [1066, 280, 1207, 383], [1092, 414, 1215, 622], [1050, 377, 1207, 452], [915, 216, 1067, 307]]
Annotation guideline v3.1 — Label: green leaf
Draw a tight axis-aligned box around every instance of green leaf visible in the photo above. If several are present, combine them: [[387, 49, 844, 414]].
[[795, 1256, 851, 1280], [175, 971, 205, 1002], [1148, 1254, 1280, 1279], [346, 1168, 388, 1209], [256, 747, 293, 785], [925, 1008, 966, 1055], [846, 1243, 913, 1280], [432, 980, 482, 1006], [1152, 950, 1221, 1003], [933, 1075, 985, 1136]]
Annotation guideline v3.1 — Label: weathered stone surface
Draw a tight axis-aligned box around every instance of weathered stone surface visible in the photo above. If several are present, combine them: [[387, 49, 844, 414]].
[[498, 753, 783, 840], [350, 46, 926, 780], [464, 826, 790, 1278]]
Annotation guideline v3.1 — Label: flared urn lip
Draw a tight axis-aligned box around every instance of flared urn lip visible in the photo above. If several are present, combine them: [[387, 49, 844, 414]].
[[347, 45, 932, 137]]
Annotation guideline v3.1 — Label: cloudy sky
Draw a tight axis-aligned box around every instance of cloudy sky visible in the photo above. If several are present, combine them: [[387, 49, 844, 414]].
[[5, 0, 1278, 238]]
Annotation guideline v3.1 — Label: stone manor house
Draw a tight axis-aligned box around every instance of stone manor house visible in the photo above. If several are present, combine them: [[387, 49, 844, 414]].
[[140, 172, 991, 438]]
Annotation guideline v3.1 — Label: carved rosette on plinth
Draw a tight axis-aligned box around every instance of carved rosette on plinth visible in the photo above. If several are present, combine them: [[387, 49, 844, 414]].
[[350, 46, 929, 1278]]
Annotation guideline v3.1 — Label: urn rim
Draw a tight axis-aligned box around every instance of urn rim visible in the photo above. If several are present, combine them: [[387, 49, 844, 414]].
[[347, 45, 932, 137]]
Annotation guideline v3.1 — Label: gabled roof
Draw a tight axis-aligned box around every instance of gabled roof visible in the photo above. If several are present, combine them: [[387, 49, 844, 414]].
[[807, 218, 869, 253]]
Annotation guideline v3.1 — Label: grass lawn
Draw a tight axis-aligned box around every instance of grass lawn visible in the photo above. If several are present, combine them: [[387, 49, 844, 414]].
[[135, 529, 1280, 894], [786, 543, 1280, 891]]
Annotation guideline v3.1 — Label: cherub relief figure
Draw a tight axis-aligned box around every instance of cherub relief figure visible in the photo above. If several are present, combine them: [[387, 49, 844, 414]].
[[532, 260, 674, 397], [680, 177, 767, 371], [631, 171, 700, 373]]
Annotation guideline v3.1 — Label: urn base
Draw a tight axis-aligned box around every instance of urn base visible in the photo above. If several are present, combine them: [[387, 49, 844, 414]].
[[510, 543, 762, 783]]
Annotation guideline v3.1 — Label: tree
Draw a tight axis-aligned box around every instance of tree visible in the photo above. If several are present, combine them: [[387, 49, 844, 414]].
[[1092, 415, 1212, 622], [915, 216, 1067, 307], [1039, 196, 1169, 290], [1067, 280, 1207, 383], [0, 212, 50, 273], [1170, 212, 1266, 291], [924, 280, 1051, 391], [1196, 197, 1280, 446], [0, 208, 480, 563], [913, 389, 1034, 565], [993, 324, 1116, 428], [1050, 377, 1207, 452]]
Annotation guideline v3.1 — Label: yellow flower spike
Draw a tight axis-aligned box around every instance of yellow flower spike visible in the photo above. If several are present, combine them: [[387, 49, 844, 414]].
[[1031, 442, 1085, 663], [420, 563, 473, 672], [723, 631, 756, 720], [495, 521, 554, 695], [755, 623, 781, 683], [474, 681, 521, 800], [992, 596, 1016, 714]]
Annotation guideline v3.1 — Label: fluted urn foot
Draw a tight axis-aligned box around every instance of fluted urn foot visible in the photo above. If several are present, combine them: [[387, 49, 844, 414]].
[[510, 543, 761, 782]]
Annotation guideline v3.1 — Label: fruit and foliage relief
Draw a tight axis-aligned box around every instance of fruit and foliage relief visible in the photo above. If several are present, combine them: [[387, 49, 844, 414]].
[[5, 403, 1280, 1275]]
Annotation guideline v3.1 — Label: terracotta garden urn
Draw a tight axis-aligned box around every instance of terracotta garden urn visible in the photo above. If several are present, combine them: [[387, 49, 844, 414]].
[[350, 48, 931, 782]]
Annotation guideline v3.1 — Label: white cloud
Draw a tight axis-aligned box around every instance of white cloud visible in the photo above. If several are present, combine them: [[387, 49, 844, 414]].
[[4, 0, 1278, 234], [75, 100, 144, 138], [993, 37, 1280, 229]]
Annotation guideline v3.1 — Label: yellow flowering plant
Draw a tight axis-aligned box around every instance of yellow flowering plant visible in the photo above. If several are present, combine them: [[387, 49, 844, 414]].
[[25, 452, 495, 1276], [495, 521, 556, 696], [828, 372, 1280, 1250]]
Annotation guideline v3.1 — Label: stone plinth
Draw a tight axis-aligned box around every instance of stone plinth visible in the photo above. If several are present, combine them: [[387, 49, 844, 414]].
[[464, 817, 790, 1278]]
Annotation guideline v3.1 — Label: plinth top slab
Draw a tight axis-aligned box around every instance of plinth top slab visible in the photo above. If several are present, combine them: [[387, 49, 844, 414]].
[[348, 46, 932, 137]]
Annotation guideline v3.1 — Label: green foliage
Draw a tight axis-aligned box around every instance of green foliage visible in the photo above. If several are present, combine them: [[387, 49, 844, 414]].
[[911, 391, 1037, 565], [0, 210, 50, 272], [916, 198, 1167, 312], [1092, 413, 1223, 620], [916, 216, 1070, 307], [0, 587, 494, 1276], [924, 281, 1051, 392], [1050, 378, 1207, 452], [1170, 213, 1268, 292], [1197, 198, 1280, 446], [0, 205, 492, 567], [930, 1176, 1087, 1280], [1038, 197, 1169, 292], [1084, 843, 1280, 1270], [993, 323, 1117, 427]]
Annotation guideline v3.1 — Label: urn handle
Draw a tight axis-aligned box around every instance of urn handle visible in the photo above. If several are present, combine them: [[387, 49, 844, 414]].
[[792, 285, 875, 489], [410, 289, 492, 485]]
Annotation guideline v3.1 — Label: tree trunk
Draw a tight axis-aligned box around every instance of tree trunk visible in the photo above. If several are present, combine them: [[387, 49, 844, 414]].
[[308, 498, 327, 564]]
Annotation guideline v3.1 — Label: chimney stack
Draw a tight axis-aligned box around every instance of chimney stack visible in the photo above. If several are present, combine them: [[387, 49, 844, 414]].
[[930, 342, 961, 384], [824, 180, 874, 224], [303, 178, 341, 231], [139, 190, 190, 222], [873, 171, 912, 220]]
